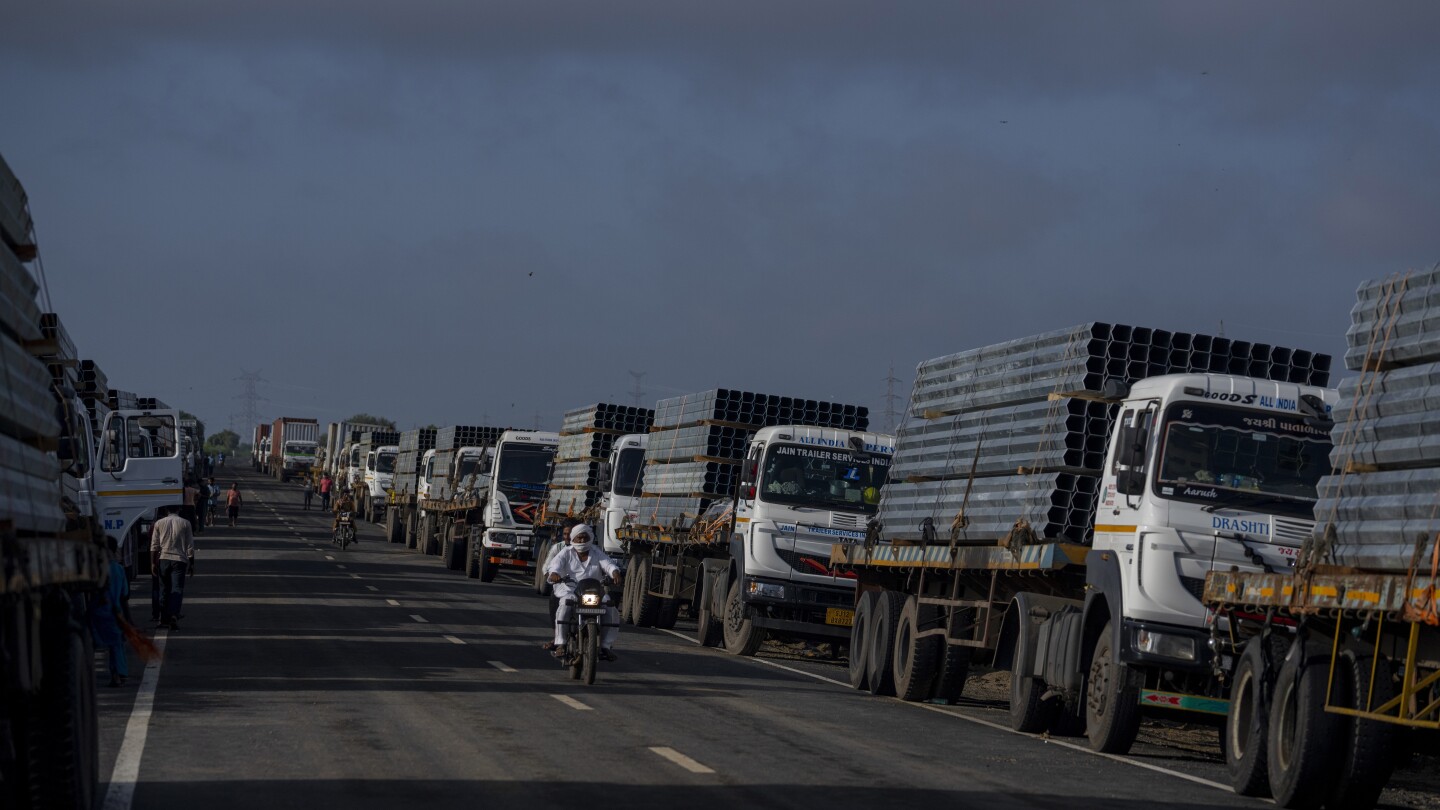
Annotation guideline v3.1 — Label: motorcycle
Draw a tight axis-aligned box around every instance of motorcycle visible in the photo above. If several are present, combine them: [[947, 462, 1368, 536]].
[[333, 511, 354, 550], [556, 576, 619, 685]]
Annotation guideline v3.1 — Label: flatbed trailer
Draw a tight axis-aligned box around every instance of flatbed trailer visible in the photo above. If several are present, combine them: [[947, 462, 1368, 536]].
[[616, 515, 731, 634]]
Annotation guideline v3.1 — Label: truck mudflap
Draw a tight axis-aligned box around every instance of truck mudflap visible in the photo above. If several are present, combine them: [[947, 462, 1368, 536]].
[[832, 541, 1088, 572], [1138, 690, 1229, 716]]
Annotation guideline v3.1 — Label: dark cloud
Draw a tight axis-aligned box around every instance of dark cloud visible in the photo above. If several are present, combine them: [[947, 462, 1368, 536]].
[[1, 2, 1437, 433]]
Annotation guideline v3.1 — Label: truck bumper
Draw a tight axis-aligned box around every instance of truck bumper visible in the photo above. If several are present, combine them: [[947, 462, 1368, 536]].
[[742, 575, 855, 640]]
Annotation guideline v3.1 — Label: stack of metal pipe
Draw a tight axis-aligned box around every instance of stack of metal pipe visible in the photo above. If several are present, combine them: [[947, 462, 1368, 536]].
[[1317, 265, 1440, 570], [547, 403, 654, 518], [394, 427, 437, 496], [881, 322, 1331, 545], [635, 388, 869, 530], [0, 154, 64, 534]]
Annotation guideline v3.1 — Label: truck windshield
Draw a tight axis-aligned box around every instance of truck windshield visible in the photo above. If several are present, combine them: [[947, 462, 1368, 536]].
[[457, 456, 481, 479], [497, 443, 556, 486], [759, 443, 891, 515], [613, 447, 645, 498], [1154, 402, 1331, 517], [376, 453, 397, 474], [285, 443, 314, 456]]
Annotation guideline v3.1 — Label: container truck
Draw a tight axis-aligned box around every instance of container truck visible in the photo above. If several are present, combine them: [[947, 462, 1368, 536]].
[[252, 423, 271, 472], [2, 154, 185, 810], [615, 388, 889, 655], [268, 417, 319, 482], [1197, 267, 1440, 810], [831, 322, 1336, 759], [415, 428, 558, 581]]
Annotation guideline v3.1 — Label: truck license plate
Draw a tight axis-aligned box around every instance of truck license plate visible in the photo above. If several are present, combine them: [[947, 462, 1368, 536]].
[[825, 608, 855, 627]]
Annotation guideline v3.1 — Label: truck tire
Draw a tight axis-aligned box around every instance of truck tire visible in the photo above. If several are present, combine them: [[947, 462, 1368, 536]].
[[465, 541, 480, 579], [619, 566, 637, 623], [634, 558, 661, 628], [1330, 649, 1397, 810], [443, 527, 464, 571], [478, 549, 498, 583], [1226, 634, 1287, 796], [405, 513, 418, 549], [33, 606, 98, 810], [656, 597, 680, 630], [893, 595, 941, 702], [386, 510, 403, 543], [866, 590, 905, 696], [1267, 638, 1345, 808], [722, 576, 764, 656], [696, 576, 723, 647], [849, 591, 876, 691], [534, 544, 555, 595], [1085, 620, 1142, 754], [932, 641, 972, 702]]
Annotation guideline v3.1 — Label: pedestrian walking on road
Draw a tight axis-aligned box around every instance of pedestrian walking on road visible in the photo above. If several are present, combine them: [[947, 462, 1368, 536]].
[[303, 478, 315, 510], [226, 483, 243, 527], [193, 479, 210, 534], [150, 507, 195, 631], [90, 536, 131, 686], [320, 474, 333, 510], [219, 452, 225, 467], [207, 477, 219, 526]]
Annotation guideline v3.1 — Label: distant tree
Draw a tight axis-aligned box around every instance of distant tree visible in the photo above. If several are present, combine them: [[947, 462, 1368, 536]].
[[345, 413, 396, 429], [204, 429, 241, 456]]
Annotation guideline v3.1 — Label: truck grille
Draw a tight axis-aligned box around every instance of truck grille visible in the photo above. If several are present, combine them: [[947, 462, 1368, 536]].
[[1272, 517, 1314, 545], [1179, 575, 1207, 602], [830, 513, 860, 529]]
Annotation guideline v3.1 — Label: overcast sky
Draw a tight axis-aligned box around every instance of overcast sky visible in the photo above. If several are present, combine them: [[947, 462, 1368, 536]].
[[4, 2, 1437, 438]]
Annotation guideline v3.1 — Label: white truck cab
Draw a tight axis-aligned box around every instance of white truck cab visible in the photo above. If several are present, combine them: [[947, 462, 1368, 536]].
[[279, 439, 318, 482], [1088, 374, 1336, 666], [600, 433, 648, 556], [95, 409, 186, 574], [470, 430, 559, 582]]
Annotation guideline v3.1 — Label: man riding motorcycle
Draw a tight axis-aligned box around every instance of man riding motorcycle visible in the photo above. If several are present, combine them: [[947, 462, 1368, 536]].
[[333, 490, 357, 542], [545, 524, 622, 660]]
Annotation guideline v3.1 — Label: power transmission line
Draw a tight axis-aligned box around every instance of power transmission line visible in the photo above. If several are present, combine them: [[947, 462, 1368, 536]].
[[628, 370, 647, 407], [230, 369, 269, 437], [882, 365, 904, 433]]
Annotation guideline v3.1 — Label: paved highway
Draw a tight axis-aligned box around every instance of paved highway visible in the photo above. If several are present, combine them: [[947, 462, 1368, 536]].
[[87, 467, 1329, 809]]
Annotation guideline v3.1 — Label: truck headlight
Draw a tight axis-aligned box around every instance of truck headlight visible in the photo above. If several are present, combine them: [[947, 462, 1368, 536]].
[[747, 581, 785, 600], [1135, 628, 1197, 662], [489, 532, 517, 547]]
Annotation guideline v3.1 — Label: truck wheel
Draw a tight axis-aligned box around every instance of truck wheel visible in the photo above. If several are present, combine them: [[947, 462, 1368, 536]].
[[619, 566, 636, 623], [478, 550, 498, 583], [849, 591, 876, 690], [634, 559, 661, 628], [1330, 649, 1397, 810], [1085, 621, 1142, 754], [656, 597, 680, 630], [465, 542, 480, 579], [722, 577, 764, 656], [442, 528, 461, 571], [696, 576, 723, 647], [893, 595, 940, 702], [452, 529, 469, 572], [1226, 634, 1287, 796], [33, 608, 98, 810], [533, 545, 553, 595], [866, 590, 905, 696], [932, 607, 974, 702], [386, 510, 403, 543], [1267, 638, 1345, 808]]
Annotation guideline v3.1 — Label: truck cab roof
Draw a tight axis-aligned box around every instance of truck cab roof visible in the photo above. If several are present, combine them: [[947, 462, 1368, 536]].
[[1124, 373, 1337, 412], [750, 425, 896, 456]]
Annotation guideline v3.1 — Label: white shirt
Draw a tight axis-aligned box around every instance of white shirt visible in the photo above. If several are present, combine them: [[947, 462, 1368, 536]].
[[544, 544, 620, 601]]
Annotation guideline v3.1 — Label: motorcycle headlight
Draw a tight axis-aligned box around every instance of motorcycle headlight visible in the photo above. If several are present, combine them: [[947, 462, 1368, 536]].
[[580, 592, 602, 607]]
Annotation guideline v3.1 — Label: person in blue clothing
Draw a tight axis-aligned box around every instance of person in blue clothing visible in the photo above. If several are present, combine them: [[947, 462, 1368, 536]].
[[90, 536, 131, 686]]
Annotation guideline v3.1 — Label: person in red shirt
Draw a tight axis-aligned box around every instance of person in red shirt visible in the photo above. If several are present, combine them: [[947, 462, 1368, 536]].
[[226, 484, 243, 527], [319, 474, 333, 510]]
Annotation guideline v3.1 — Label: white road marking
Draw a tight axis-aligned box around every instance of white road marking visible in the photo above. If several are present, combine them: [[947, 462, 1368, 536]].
[[648, 746, 715, 774], [336, 564, 347, 569], [324, 555, 335, 561], [651, 628, 1234, 793], [443, 635, 466, 645], [410, 614, 429, 623], [550, 694, 592, 711], [350, 574, 362, 579], [386, 599, 400, 606], [488, 661, 517, 672], [365, 585, 379, 591], [102, 629, 168, 810]]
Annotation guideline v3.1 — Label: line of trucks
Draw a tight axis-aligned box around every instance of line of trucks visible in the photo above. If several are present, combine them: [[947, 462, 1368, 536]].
[[2, 154, 194, 810], [277, 265, 1440, 810]]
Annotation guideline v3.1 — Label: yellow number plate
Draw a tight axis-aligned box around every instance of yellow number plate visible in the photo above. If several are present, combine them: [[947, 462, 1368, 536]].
[[825, 608, 855, 627]]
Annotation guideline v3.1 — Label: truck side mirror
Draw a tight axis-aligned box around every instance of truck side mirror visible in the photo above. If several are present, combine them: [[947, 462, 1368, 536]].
[[1114, 417, 1150, 497], [597, 461, 612, 492]]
